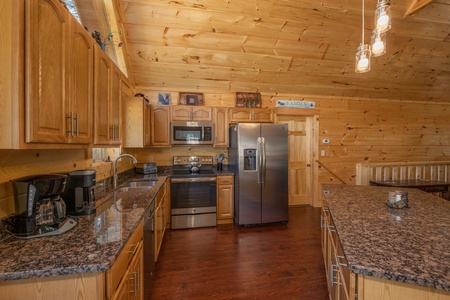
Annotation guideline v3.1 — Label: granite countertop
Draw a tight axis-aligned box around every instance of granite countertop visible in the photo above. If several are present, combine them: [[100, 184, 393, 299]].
[[322, 184, 450, 291], [0, 175, 168, 281]]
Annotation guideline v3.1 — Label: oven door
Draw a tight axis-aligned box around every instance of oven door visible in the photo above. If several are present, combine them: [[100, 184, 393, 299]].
[[171, 177, 217, 229]]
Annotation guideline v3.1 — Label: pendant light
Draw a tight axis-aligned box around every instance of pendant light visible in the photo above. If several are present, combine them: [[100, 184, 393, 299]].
[[374, 0, 391, 33], [355, 0, 371, 73], [371, 28, 386, 56]]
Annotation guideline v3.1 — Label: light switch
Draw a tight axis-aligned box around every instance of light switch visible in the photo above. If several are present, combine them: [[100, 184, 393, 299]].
[[321, 150, 325, 157]]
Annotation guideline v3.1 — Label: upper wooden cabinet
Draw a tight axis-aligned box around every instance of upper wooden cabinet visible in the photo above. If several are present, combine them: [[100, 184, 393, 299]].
[[93, 47, 122, 146], [213, 107, 229, 147], [123, 97, 151, 148], [151, 105, 170, 146], [229, 108, 273, 123], [171, 106, 212, 121], [68, 18, 93, 144], [25, 0, 70, 143]]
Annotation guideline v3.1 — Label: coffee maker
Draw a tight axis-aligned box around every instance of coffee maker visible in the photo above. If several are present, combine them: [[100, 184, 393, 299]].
[[60, 169, 97, 215], [3, 174, 77, 239]]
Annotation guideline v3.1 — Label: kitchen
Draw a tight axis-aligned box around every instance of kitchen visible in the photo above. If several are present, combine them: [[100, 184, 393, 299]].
[[0, 0, 450, 299]]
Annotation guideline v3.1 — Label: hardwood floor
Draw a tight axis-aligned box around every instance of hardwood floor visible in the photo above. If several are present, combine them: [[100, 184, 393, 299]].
[[149, 206, 328, 300]]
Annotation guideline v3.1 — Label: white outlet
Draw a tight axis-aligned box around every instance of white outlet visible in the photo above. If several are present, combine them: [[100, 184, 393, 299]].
[[323, 189, 330, 195], [322, 139, 330, 144]]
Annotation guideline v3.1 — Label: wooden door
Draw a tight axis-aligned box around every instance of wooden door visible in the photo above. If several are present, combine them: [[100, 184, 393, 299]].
[[192, 107, 212, 121], [217, 176, 234, 219], [276, 115, 315, 206], [69, 18, 93, 144], [110, 66, 122, 145], [93, 47, 111, 145], [25, 0, 69, 143], [252, 108, 273, 123], [151, 105, 170, 146], [213, 107, 229, 147], [128, 242, 144, 300], [171, 106, 192, 121], [143, 102, 151, 147]]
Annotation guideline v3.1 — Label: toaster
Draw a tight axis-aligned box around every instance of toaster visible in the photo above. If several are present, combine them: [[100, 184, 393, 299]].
[[136, 162, 157, 174]]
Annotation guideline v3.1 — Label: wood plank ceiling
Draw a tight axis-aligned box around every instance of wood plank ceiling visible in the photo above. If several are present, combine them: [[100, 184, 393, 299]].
[[78, 0, 450, 102]]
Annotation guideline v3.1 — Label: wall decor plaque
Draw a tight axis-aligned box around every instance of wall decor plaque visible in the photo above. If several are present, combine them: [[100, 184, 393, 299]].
[[179, 93, 204, 106], [235, 92, 261, 108]]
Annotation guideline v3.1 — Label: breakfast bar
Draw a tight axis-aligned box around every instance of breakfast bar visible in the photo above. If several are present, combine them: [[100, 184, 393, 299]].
[[322, 184, 450, 300]]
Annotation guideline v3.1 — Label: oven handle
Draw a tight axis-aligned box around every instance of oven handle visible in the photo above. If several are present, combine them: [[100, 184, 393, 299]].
[[171, 177, 217, 183]]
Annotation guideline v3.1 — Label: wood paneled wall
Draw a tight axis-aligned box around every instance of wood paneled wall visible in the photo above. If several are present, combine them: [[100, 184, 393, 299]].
[[1, 92, 450, 210]]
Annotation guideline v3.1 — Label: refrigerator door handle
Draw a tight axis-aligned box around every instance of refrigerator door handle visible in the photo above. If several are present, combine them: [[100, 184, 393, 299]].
[[261, 137, 266, 187], [257, 137, 262, 186]]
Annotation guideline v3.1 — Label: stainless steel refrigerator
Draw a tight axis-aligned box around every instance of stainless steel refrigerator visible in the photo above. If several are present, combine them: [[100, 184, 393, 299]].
[[229, 123, 288, 226]]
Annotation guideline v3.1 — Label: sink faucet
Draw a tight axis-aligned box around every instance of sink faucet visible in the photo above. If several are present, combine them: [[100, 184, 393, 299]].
[[113, 154, 137, 190]]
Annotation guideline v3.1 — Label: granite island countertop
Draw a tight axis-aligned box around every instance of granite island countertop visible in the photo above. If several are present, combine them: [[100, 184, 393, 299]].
[[322, 184, 450, 292], [0, 175, 168, 281]]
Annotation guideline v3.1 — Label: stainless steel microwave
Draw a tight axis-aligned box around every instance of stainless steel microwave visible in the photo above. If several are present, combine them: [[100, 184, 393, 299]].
[[171, 121, 214, 145]]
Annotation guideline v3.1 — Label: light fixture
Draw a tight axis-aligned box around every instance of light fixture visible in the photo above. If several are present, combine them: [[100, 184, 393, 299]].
[[374, 0, 391, 33], [371, 29, 386, 56], [355, 0, 371, 73]]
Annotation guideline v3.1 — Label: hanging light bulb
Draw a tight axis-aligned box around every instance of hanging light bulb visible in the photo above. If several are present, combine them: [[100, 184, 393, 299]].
[[356, 44, 371, 73], [374, 0, 391, 33], [355, 0, 371, 73], [371, 29, 386, 56]]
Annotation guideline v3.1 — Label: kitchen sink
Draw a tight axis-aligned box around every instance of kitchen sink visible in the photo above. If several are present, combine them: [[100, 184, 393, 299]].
[[125, 180, 158, 188]]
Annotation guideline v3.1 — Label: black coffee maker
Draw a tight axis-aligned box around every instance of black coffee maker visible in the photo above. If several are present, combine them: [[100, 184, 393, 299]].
[[60, 170, 96, 215], [3, 174, 77, 239]]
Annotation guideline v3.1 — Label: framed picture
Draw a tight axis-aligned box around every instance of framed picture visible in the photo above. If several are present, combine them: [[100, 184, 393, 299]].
[[158, 93, 171, 105], [179, 93, 204, 106], [235, 92, 261, 108]]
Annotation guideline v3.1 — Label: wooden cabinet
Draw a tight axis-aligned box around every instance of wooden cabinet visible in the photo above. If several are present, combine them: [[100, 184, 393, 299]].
[[213, 107, 229, 147], [25, 0, 70, 143], [322, 205, 353, 300], [217, 175, 234, 223], [151, 105, 170, 146], [164, 178, 171, 228], [123, 97, 151, 148], [68, 17, 93, 144], [113, 242, 143, 300], [229, 108, 273, 123], [171, 106, 212, 121], [93, 47, 122, 145], [107, 222, 143, 300]]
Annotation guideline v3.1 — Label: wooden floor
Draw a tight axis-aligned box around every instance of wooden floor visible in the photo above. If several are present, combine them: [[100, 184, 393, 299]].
[[149, 206, 329, 300]]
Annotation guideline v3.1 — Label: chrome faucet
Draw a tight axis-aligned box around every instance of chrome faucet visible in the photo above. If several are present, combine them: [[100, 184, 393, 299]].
[[113, 154, 137, 190]]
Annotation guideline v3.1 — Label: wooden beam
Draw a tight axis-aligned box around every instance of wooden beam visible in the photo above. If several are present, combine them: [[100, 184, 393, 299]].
[[405, 0, 435, 16]]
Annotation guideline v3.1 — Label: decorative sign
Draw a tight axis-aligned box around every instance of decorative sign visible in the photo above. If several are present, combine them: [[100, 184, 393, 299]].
[[179, 93, 204, 106], [235, 92, 261, 108], [276, 100, 315, 109]]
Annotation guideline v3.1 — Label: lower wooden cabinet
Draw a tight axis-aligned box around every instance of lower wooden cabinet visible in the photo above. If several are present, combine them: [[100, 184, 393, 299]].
[[217, 175, 234, 224], [154, 181, 167, 262], [113, 242, 143, 300], [107, 222, 144, 300], [322, 205, 353, 300]]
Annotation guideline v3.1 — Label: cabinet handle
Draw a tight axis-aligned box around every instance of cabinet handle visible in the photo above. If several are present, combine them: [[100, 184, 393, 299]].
[[128, 243, 139, 255], [75, 113, 79, 136], [327, 224, 336, 233], [66, 113, 74, 137]]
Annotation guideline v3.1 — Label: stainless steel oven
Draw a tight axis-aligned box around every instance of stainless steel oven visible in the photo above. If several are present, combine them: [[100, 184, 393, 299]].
[[170, 156, 217, 229]]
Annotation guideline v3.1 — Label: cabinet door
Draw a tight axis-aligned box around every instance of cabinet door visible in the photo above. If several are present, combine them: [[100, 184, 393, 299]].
[[213, 107, 229, 147], [171, 106, 192, 121], [252, 108, 273, 123], [217, 176, 234, 219], [93, 47, 111, 145], [192, 107, 212, 121], [164, 178, 171, 227], [25, 0, 69, 143], [151, 105, 170, 146], [110, 66, 122, 144], [112, 268, 130, 300], [128, 242, 144, 300], [144, 103, 151, 147], [69, 18, 93, 144], [229, 108, 252, 123]]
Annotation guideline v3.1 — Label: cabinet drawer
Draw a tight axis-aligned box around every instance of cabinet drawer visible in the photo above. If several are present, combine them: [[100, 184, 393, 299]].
[[109, 222, 143, 294], [155, 184, 166, 206], [217, 176, 234, 185]]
